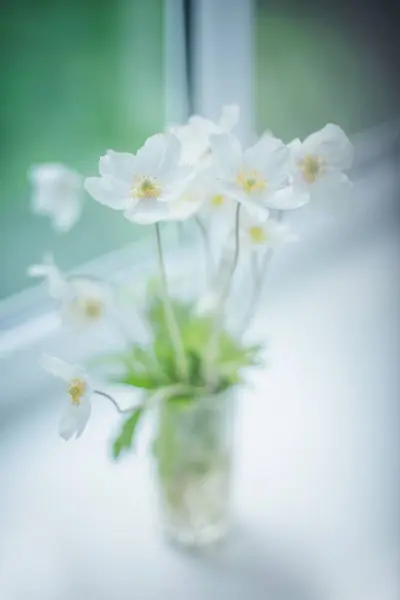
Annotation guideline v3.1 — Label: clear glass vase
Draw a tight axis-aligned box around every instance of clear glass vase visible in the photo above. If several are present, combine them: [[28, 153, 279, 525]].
[[153, 389, 236, 548]]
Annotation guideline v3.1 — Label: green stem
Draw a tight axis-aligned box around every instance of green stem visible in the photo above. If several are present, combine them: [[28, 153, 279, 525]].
[[205, 203, 242, 389], [240, 210, 284, 337], [155, 223, 189, 381], [94, 390, 136, 414], [216, 203, 241, 308], [147, 383, 194, 408], [240, 248, 273, 337]]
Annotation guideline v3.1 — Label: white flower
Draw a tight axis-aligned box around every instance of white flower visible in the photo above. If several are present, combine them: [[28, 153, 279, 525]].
[[240, 213, 298, 251], [199, 170, 237, 221], [167, 174, 207, 221], [29, 163, 83, 232], [289, 123, 353, 201], [169, 104, 239, 166], [85, 134, 190, 225], [27, 253, 68, 299], [41, 354, 92, 440], [210, 132, 289, 218], [60, 277, 112, 329], [28, 255, 111, 329], [267, 185, 310, 211], [168, 169, 237, 223]]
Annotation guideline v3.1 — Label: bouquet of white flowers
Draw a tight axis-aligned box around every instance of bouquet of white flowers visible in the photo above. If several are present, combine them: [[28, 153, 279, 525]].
[[28, 106, 353, 546]]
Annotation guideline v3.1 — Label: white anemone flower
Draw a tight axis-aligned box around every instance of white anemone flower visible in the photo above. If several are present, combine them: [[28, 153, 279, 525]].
[[198, 170, 238, 221], [240, 213, 298, 251], [169, 169, 237, 223], [289, 123, 354, 201], [60, 277, 112, 329], [169, 104, 239, 166], [29, 163, 83, 232], [209, 132, 290, 219], [27, 253, 68, 299], [85, 134, 190, 225], [28, 255, 111, 329], [202, 189, 234, 217], [41, 354, 92, 440], [167, 174, 207, 221]]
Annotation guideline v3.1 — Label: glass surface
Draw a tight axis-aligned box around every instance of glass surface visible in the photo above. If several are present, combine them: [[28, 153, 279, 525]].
[[0, 0, 164, 300], [255, 0, 399, 140], [154, 390, 236, 547]]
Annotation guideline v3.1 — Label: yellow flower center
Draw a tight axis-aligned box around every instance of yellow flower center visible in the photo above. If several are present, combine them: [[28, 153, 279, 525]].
[[299, 154, 323, 183], [210, 194, 225, 207], [249, 226, 267, 244], [236, 169, 267, 193], [68, 379, 86, 406], [82, 298, 103, 320], [131, 175, 162, 199]]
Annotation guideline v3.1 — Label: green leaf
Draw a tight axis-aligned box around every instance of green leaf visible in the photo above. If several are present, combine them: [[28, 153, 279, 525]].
[[153, 337, 179, 382], [129, 346, 158, 371], [112, 407, 144, 460], [187, 350, 203, 386], [98, 291, 264, 397], [116, 371, 164, 389]]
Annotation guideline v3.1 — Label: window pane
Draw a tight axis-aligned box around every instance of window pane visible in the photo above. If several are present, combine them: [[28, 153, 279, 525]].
[[255, 0, 399, 140], [0, 0, 164, 299]]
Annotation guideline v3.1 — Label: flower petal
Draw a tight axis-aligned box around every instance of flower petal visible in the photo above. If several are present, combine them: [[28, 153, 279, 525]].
[[69, 277, 111, 302], [84, 176, 131, 210], [74, 396, 92, 439], [60, 277, 112, 329], [158, 165, 192, 188], [267, 186, 310, 210], [243, 135, 289, 181], [239, 208, 269, 229], [235, 192, 270, 220], [264, 220, 298, 244], [168, 178, 205, 221], [218, 104, 240, 131], [124, 199, 172, 224], [52, 198, 82, 232], [41, 354, 86, 382], [187, 115, 216, 137], [29, 163, 83, 231], [28, 163, 80, 188], [210, 133, 242, 180], [135, 133, 181, 178], [240, 214, 298, 250], [287, 137, 302, 157], [310, 168, 352, 201], [169, 118, 211, 165], [303, 124, 354, 170], [58, 406, 80, 441], [27, 254, 68, 299], [169, 199, 202, 221], [99, 150, 136, 183], [58, 398, 91, 441]]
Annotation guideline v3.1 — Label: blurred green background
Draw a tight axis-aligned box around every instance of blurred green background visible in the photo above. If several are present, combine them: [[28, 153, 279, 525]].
[[1, 0, 397, 300], [255, 0, 398, 141], [0, 0, 164, 299]]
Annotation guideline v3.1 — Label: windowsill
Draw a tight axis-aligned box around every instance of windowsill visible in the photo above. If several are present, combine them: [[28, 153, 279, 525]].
[[1, 189, 398, 599], [1, 118, 398, 599]]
